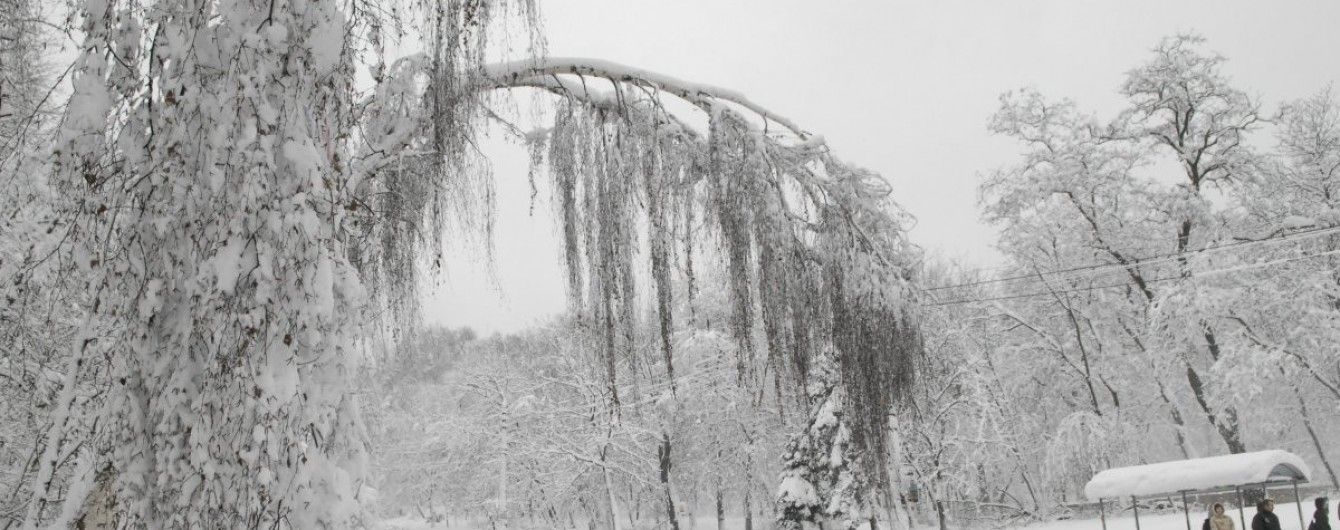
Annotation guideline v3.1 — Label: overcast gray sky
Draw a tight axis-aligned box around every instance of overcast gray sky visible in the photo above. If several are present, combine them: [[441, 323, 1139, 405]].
[[422, 0, 1340, 334]]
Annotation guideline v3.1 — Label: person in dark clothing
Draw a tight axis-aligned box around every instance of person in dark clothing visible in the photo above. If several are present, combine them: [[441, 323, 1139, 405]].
[[1314, 497, 1333, 530], [1252, 499, 1281, 530]]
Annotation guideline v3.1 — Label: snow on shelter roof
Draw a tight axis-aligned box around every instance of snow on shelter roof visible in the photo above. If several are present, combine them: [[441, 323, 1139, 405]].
[[1084, 450, 1311, 500]]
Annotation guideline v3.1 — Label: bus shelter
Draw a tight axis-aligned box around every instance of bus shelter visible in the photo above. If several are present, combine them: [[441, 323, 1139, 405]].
[[1084, 450, 1312, 530]]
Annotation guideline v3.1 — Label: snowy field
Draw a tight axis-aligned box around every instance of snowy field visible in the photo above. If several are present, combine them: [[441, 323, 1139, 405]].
[[1008, 500, 1315, 530], [378, 500, 1324, 530], [379, 516, 773, 529]]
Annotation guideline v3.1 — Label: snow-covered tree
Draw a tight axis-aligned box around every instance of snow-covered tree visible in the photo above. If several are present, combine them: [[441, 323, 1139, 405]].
[[1118, 33, 1263, 455], [18, 0, 541, 526], [1210, 87, 1340, 488], [915, 34, 1340, 524], [980, 34, 1262, 462], [12, 0, 924, 528], [0, 0, 93, 523], [340, 34, 927, 530]]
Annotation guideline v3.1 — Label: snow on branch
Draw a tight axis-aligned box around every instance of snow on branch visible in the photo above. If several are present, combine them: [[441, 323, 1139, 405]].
[[481, 57, 816, 141]]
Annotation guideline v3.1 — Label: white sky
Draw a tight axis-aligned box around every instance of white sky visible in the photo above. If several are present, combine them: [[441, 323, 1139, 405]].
[[422, 0, 1340, 334]]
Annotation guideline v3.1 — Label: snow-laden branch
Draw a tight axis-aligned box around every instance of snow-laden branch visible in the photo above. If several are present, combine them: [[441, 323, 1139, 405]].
[[481, 57, 816, 141], [499, 73, 703, 142]]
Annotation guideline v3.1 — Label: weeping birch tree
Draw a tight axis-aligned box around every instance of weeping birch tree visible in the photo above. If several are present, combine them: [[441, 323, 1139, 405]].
[[13, 0, 922, 528]]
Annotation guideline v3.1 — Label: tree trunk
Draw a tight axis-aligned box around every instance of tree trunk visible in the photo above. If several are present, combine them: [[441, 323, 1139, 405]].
[[1154, 375, 1194, 459], [742, 424, 756, 530], [627, 487, 639, 528], [602, 442, 622, 530], [1292, 381, 1340, 488], [1174, 199, 1245, 455], [659, 433, 681, 530], [743, 486, 753, 530], [716, 488, 725, 530], [1185, 362, 1247, 454], [688, 488, 698, 530], [498, 435, 509, 523], [884, 475, 903, 530]]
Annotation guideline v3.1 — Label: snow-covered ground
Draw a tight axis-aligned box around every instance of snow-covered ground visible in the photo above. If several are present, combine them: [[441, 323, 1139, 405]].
[[378, 500, 1324, 530], [1008, 500, 1315, 530], [380, 515, 772, 529]]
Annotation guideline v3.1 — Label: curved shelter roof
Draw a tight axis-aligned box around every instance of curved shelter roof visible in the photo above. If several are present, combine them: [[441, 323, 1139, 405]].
[[1084, 450, 1311, 500]]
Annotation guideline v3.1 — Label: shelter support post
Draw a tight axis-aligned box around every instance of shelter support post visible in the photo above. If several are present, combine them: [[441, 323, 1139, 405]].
[[1133, 496, 1141, 530], [1182, 491, 1191, 530], [1237, 486, 1247, 530], [1100, 498, 1107, 530], [1294, 480, 1304, 530]]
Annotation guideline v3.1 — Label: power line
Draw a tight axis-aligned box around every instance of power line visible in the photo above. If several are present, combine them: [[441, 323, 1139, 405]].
[[924, 247, 1340, 308], [921, 224, 1340, 293], [924, 224, 1340, 292]]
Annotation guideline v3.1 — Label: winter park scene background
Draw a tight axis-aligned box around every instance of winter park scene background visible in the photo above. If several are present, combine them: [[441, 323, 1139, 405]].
[[4, 0, 1340, 528]]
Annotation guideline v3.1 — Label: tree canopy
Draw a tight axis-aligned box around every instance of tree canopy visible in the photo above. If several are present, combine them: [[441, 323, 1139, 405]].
[[0, 0, 922, 528]]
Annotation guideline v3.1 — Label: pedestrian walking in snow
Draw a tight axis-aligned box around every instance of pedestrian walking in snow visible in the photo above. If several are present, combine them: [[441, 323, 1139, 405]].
[[1210, 503, 1235, 530], [1311, 497, 1332, 530], [1252, 499, 1281, 530]]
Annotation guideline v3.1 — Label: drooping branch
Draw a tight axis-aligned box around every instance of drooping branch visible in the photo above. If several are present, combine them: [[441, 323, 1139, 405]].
[[355, 52, 924, 525]]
